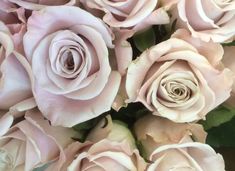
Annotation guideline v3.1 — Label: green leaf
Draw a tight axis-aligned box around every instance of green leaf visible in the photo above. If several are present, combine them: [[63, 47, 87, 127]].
[[222, 41, 235, 46], [133, 28, 156, 52], [201, 105, 235, 130], [206, 117, 235, 147]]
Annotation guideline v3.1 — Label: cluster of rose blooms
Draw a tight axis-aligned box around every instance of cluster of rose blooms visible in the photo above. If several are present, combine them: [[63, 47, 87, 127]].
[[1, 0, 235, 171]]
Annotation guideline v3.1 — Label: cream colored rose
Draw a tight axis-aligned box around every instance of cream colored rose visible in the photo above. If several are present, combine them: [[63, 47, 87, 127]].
[[134, 114, 207, 157], [126, 29, 233, 123], [147, 142, 225, 171], [172, 0, 235, 42], [222, 46, 235, 107], [0, 109, 76, 171]]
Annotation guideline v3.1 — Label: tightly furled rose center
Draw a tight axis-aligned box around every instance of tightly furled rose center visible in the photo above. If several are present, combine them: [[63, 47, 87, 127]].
[[157, 72, 199, 108], [32, 28, 107, 98]]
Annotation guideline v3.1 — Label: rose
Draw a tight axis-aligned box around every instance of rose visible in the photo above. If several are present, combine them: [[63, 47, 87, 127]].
[[171, 0, 235, 42], [126, 29, 233, 123], [134, 114, 207, 157], [147, 142, 225, 171], [81, 0, 170, 29], [0, 109, 76, 171], [5, 0, 76, 10], [0, 21, 32, 110], [87, 115, 136, 148], [23, 6, 121, 127], [47, 140, 146, 171], [47, 115, 147, 171], [222, 46, 235, 107]]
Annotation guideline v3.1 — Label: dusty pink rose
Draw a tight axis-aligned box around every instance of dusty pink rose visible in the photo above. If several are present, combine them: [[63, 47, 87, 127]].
[[147, 142, 225, 171], [5, 0, 77, 10], [0, 0, 27, 51], [47, 116, 146, 171], [172, 0, 235, 42], [222, 46, 235, 107], [47, 140, 146, 171], [0, 109, 76, 171], [24, 6, 121, 127], [134, 114, 207, 157], [0, 21, 32, 110], [126, 29, 233, 123], [81, 0, 169, 29]]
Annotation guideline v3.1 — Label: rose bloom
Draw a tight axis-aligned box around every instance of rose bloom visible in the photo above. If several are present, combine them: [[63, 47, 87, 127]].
[[147, 142, 225, 171], [23, 6, 121, 127], [5, 0, 76, 10], [134, 114, 207, 157], [47, 116, 147, 171], [222, 46, 235, 107], [81, 0, 169, 29], [171, 0, 235, 42], [0, 109, 76, 171], [126, 29, 233, 123]]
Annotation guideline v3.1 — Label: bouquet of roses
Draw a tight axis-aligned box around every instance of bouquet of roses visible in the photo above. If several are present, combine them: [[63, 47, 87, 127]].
[[1, 0, 235, 170]]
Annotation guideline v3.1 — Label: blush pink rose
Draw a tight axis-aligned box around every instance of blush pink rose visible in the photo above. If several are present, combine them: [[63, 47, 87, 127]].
[[134, 114, 207, 157], [147, 142, 225, 171], [126, 29, 233, 123], [0, 21, 32, 110], [0, 109, 76, 171], [5, 0, 77, 10], [24, 6, 121, 127], [172, 0, 235, 42], [47, 140, 146, 171]]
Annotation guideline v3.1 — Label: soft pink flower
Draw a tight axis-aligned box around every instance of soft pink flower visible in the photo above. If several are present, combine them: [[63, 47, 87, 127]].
[[0, 21, 32, 110], [172, 0, 235, 42], [5, 0, 77, 10], [126, 29, 233, 123], [0, 109, 76, 171], [134, 114, 207, 157], [47, 140, 146, 171], [24, 6, 121, 127], [147, 142, 225, 171]]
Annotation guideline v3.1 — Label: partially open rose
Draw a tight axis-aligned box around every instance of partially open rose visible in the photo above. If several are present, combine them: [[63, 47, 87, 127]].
[[5, 0, 76, 10], [134, 114, 207, 157], [147, 142, 225, 171], [126, 29, 232, 123], [172, 0, 235, 42], [0, 109, 76, 171], [24, 6, 121, 127]]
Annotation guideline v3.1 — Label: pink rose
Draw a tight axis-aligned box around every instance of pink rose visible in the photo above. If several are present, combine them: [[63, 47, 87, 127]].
[[134, 114, 207, 157], [0, 109, 76, 171], [172, 0, 235, 42], [0, 21, 32, 110], [0, 0, 27, 43], [81, 0, 169, 29], [222, 46, 235, 107], [126, 29, 233, 123], [24, 6, 121, 127], [47, 116, 146, 171], [47, 140, 146, 171], [147, 142, 225, 171], [5, 0, 77, 10]]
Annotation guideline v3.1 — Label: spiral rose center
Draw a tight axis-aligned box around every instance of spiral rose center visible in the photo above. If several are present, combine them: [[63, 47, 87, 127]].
[[63, 51, 75, 71], [0, 149, 14, 170]]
